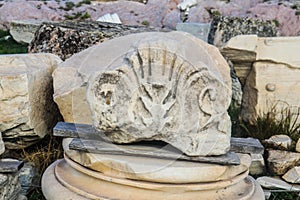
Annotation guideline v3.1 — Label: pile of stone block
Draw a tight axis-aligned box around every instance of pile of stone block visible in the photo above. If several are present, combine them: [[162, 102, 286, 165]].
[[0, 134, 25, 200], [221, 35, 300, 124], [222, 35, 300, 198], [0, 53, 65, 198], [256, 135, 300, 195]]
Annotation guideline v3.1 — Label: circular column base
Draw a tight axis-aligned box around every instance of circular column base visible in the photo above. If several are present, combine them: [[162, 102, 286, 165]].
[[42, 159, 265, 200]]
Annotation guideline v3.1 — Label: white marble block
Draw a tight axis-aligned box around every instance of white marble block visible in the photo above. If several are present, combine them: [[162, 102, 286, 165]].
[[0, 54, 62, 148], [86, 32, 232, 156]]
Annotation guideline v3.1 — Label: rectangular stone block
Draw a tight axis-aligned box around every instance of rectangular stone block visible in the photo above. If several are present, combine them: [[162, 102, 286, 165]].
[[176, 23, 211, 42], [249, 153, 265, 176], [257, 176, 300, 191], [282, 166, 300, 184], [54, 122, 240, 164], [0, 54, 62, 149], [209, 16, 277, 47], [0, 159, 23, 173], [69, 138, 240, 165], [266, 149, 300, 175], [0, 172, 22, 200], [53, 122, 99, 139], [221, 35, 300, 87], [242, 61, 300, 123], [9, 20, 42, 44], [230, 137, 264, 154]]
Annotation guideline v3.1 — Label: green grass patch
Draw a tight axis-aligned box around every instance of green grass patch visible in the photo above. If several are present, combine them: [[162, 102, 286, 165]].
[[0, 30, 27, 54], [64, 2, 75, 11], [76, 0, 91, 7], [272, 19, 280, 27], [212, 10, 221, 17], [81, 12, 91, 20], [270, 191, 300, 200], [291, 4, 298, 9], [64, 11, 90, 20], [141, 20, 150, 27], [0, 29, 8, 38], [60, 1, 91, 11]]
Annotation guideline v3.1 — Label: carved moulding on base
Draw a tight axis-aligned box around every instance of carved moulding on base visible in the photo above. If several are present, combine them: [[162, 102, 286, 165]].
[[42, 158, 265, 200]]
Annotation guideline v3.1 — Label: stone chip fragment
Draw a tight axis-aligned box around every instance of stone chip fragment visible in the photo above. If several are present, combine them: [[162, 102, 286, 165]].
[[282, 166, 300, 184], [266, 149, 300, 175]]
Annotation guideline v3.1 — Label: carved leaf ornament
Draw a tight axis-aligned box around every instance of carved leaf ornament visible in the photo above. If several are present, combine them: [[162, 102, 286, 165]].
[[88, 35, 231, 156]]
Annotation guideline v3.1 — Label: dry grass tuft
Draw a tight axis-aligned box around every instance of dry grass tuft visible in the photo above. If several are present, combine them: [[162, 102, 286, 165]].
[[240, 107, 300, 141], [18, 135, 63, 174], [3, 133, 63, 199]]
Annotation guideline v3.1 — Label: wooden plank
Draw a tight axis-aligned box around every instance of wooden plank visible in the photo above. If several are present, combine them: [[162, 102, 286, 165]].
[[69, 138, 240, 165], [0, 159, 24, 173]]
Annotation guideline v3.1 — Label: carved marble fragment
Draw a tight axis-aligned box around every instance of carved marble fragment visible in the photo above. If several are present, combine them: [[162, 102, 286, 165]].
[[87, 32, 232, 156]]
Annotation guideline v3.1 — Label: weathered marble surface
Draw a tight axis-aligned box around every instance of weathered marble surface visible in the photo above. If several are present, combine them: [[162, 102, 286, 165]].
[[282, 166, 300, 184], [249, 153, 265, 176], [68, 138, 240, 165], [0, 54, 62, 149], [42, 159, 264, 200], [0, 132, 5, 155], [9, 20, 42, 44], [53, 32, 232, 156], [209, 16, 277, 47], [257, 176, 300, 191], [264, 135, 292, 150], [230, 137, 264, 154], [42, 160, 89, 200], [0, 172, 22, 200], [64, 136, 249, 183], [296, 138, 300, 153], [53, 32, 164, 125], [266, 149, 300, 175], [220, 35, 257, 85], [221, 35, 300, 85], [222, 35, 300, 124], [87, 32, 231, 156], [0, 159, 23, 173], [243, 61, 300, 124], [53, 32, 230, 124]]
